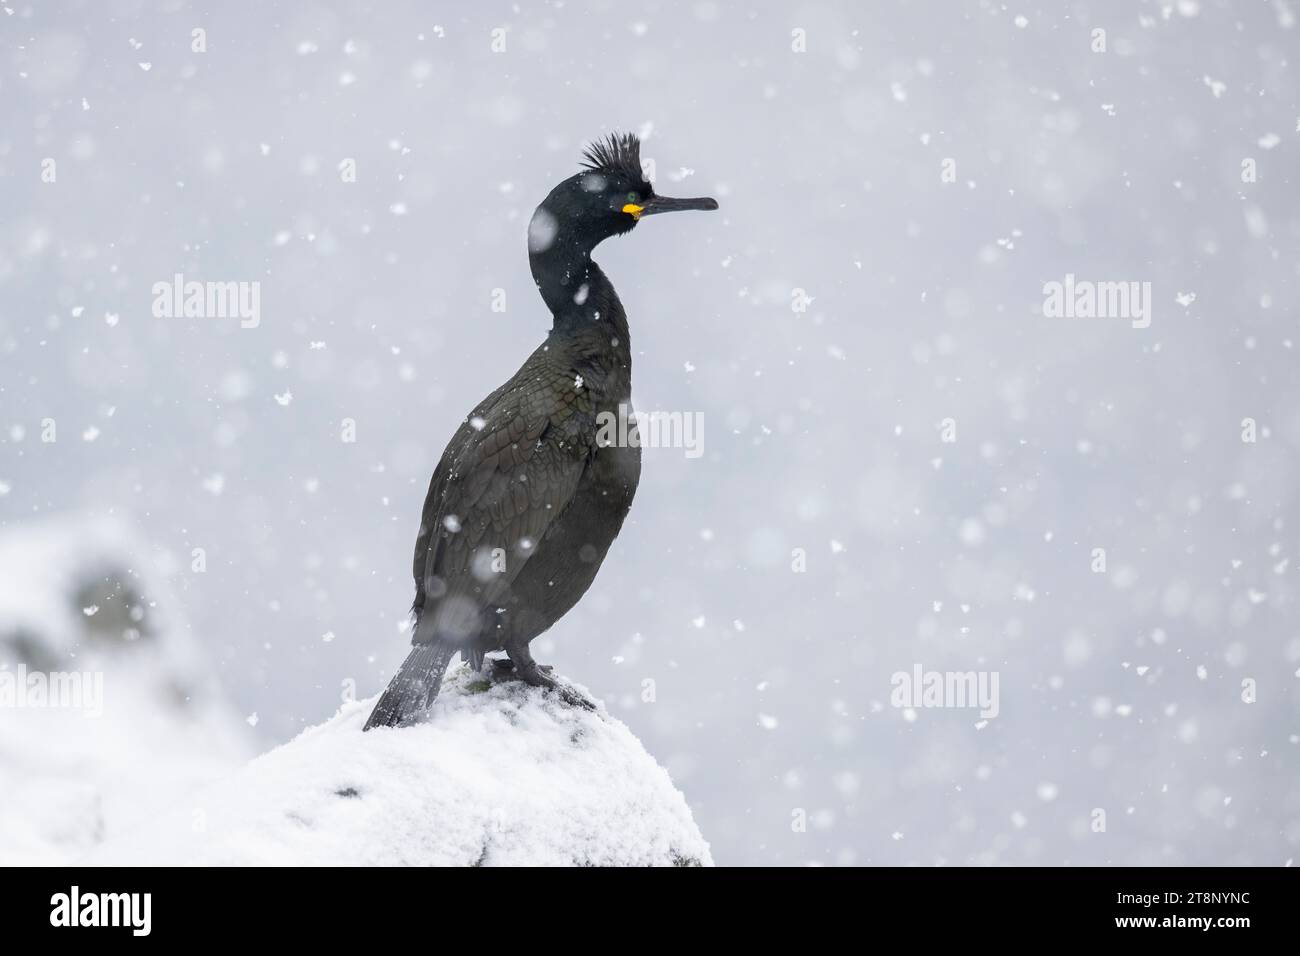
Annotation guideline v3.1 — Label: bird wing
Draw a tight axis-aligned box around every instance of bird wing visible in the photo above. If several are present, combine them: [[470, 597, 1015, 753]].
[[410, 356, 593, 644]]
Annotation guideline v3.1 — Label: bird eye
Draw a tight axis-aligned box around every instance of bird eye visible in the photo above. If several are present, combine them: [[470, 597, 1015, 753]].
[[627, 192, 639, 202]]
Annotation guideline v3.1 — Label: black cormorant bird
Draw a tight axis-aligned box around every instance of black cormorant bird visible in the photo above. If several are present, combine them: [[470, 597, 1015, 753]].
[[364, 133, 717, 729]]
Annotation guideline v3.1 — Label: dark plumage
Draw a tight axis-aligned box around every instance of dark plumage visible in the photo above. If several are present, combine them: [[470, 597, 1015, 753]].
[[364, 134, 717, 730]]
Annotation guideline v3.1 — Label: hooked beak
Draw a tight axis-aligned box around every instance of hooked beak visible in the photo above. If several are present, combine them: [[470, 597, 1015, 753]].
[[623, 195, 719, 220]]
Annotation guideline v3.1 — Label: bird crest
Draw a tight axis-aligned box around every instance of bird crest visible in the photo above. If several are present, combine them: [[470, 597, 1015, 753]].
[[580, 132, 649, 187]]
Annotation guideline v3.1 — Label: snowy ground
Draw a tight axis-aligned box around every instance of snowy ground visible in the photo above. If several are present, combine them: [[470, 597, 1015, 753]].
[[89, 666, 712, 867]]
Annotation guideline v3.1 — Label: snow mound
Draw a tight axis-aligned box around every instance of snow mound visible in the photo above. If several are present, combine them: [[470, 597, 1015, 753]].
[[89, 665, 712, 866], [0, 514, 208, 677], [0, 514, 251, 865]]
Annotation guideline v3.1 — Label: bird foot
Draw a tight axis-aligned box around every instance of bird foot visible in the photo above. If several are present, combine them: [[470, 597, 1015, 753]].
[[489, 657, 594, 710], [491, 658, 553, 677]]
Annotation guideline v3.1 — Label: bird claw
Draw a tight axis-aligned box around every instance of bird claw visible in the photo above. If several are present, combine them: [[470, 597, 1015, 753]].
[[555, 685, 597, 711]]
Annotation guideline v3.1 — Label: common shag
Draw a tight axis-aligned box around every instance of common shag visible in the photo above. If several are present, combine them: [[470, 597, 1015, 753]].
[[364, 133, 717, 729]]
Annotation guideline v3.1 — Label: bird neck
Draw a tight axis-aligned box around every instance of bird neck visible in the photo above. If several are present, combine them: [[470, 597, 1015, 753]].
[[529, 237, 630, 345]]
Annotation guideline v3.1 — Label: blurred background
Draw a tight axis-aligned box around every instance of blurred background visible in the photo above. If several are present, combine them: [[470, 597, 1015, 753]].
[[1, 0, 1297, 865]]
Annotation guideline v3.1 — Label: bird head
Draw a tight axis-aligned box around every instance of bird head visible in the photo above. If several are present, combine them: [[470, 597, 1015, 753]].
[[528, 132, 718, 254]]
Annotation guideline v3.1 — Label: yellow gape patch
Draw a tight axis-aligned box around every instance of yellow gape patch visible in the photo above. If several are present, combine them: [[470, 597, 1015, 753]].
[[622, 203, 644, 220]]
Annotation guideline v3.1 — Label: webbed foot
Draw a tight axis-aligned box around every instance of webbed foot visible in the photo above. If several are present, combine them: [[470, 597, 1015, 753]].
[[493, 655, 594, 709]]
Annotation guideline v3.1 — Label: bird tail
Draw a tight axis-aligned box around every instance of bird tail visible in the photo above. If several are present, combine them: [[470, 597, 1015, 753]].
[[363, 641, 458, 731]]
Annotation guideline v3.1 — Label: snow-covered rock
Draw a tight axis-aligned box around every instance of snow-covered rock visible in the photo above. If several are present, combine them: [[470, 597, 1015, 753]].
[[0, 515, 252, 865], [89, 665, 712, 866]]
